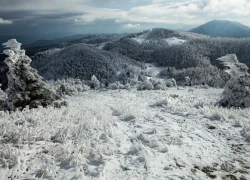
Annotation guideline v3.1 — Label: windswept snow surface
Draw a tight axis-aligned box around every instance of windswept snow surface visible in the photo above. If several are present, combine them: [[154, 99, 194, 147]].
[[1, 87, 250, 179]]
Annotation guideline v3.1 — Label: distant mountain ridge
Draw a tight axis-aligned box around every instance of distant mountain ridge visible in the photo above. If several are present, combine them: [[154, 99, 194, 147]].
[[23, 34, 87, 48], [189, 20, 250, 38], [24, 33, 127, 49]]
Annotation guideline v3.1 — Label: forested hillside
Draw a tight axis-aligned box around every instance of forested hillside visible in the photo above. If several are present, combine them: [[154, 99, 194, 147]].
[[31, 43, 141, 81], [103, 28, 250, 87]]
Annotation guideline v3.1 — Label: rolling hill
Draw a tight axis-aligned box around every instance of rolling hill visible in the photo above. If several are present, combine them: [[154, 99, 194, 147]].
[[189, 20, 250, 38], [31, 43, 141, 81]]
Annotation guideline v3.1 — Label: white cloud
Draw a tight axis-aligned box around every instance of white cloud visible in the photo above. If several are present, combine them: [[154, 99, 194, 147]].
[[123, 23, 141, 28], [0, 18, 13, 24], [1, 0, 250, 27]]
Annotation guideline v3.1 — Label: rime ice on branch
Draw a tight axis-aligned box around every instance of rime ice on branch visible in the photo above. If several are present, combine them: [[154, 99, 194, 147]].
[[2, 39, 55, 110], [218, 54, 250, 108]]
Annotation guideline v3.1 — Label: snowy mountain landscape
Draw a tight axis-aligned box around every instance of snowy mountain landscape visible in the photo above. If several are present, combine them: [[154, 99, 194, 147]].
[[1, 0, 250, 179], [0, 27, 250, 180], [1, 85, 250, 180]]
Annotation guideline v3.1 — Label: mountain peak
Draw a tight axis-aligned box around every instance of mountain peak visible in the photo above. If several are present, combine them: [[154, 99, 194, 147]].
[[189, 20, 250, 38]]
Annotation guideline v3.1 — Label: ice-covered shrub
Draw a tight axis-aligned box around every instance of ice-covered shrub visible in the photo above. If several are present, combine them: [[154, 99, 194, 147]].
[[217, 54, 250, 108], [137, 80, 154, 90], [48, 78, 90, 96], [2, 39, 55, 110], [154, 80, 167, 90], [118, 65, 141, 84], [108, 81, 122, 90], [160, 66, 229, 87], [137, 78, 174, 91], [219, 76, 250, 108], [90, 75, 100, 90], [169, 78, 177, 87], [138, 74, 147, 82]]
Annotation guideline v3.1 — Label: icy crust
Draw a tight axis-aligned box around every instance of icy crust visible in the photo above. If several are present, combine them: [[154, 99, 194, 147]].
[[2, 39, 55, 110]]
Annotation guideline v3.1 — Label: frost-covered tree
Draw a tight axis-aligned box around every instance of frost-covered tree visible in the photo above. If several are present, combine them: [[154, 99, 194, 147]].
[[0, 84, 6, 110], [2, 39, 55, 110], [218, 54, 250, 108]]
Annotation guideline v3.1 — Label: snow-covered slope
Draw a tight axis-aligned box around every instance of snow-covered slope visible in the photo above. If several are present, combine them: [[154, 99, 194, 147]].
[[1, 87, 249, 179]]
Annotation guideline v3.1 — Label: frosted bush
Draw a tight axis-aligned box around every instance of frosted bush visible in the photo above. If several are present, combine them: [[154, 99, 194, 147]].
[[90, 75, 100, 90], [2, 39, 55, 110], [48, 78, 90, 96], [108, 81, 131, 90], [108, 81, 121, 90], [169, 78, 177, 87], [58, 84, 89, 96], [219, 76, 250, 108], [138, 74, 147, 82], [154, 81, 167, 90], [137, 80, 154, 90], [165, 81, 174, 88], [160, 66, 229, 87], [118, 65, 141, 84]]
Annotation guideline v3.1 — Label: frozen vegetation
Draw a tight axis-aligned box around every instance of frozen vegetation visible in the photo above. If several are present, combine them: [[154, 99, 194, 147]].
[[0, 87, 250, 179], [0, 29, 250, 180], [1, 53, 250, 179], [2, 39, 55, 110], [31, 43, 141, 82]]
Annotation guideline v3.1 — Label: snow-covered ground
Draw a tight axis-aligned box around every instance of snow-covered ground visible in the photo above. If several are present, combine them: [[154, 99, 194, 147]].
[[131, 37, 186, 46], [0, 87, 250, 180], [145, 63, 165, 77], [131, 37, 149, 44], [96, 43, 107, 50], [165, 37, 186, 45]]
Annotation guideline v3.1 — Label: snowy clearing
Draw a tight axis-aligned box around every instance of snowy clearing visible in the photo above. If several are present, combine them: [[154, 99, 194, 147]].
[[131, 37, 186, 46], [131, 38, 149, 44], [96, 43, 107, 50], [0, 87, 250, 180], [165, 37, 186, 45], [145, 63, 165, 77]]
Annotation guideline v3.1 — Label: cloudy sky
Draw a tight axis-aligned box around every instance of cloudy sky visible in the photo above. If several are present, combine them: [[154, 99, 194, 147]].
[[0, 0, 250, 38]]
